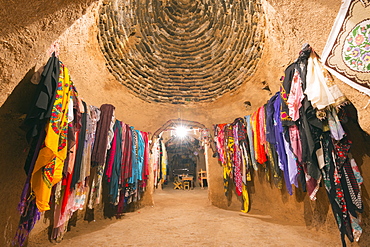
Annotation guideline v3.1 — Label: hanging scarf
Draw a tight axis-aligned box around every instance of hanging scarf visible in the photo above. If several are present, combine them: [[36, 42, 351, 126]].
[[305, 51, 347, 109], [224, 124, 234, 195], [141, 132, 150, 184], [13, 130, 45, 246], [121, 123, 133, 183], [287, 69, 305, 121], [31, 62, 72, 212], [273, 93, 293, 195], [106, 120, 122, 205], [328, 106, 345, 141], [232, 120, 243, 196], [244, 115, 257, 170], [321, 132, 353, 245], [88, 104, 115, 209], [160, 138, 167, 184], [71, 100, 87, 189], [91, 104, 115, 167], [215, 124, 227, 165]]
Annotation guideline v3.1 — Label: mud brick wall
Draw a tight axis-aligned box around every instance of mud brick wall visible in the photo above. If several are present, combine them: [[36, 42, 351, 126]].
[[98, 0, 265, 104]]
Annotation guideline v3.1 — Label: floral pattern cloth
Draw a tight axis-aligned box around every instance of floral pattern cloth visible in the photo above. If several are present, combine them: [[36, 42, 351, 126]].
[[342, 20, 370, 72]]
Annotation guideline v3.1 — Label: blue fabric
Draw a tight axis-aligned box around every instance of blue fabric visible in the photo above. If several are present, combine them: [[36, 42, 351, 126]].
[[273, 92, 293, 195], [110, 120, 122, 204], [136, 130, 144, 182], [129, 126, 137, 185]]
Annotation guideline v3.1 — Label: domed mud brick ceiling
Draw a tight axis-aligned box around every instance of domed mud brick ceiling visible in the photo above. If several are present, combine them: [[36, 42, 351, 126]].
[[98, 0, 265, 104]]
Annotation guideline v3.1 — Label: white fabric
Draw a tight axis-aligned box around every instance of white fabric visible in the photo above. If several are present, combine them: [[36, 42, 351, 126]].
[[305, 52, 335, 109]]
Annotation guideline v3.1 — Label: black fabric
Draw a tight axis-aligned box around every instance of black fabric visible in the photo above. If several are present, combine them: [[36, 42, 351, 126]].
[[21, 54, 60, 173], [321, 132, 354, 245], [21, 54, 60, 143]]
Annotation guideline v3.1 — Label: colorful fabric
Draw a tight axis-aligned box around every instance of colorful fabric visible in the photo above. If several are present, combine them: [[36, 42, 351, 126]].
[[160, 138, 167, 184], [289, 125, 302, 163], [252, 109, 267, 165], [287, 69, 305, 121], [232, 121, 243, 196], [105, 120, 122, 205], [223, 124, 234, 194], [141, 132, 150, 183], [241, 184, 249, 213], [328, 106, 346, 141], [31, 62, 72, 212], [121, 123, 133, 183], [244, 115, 257, 170], [322, 0, 370, 96], [321, 132, 354, 244], [215, 124, 227, 165], [20, 54, 60, 146], [283, 134, 298, 188]]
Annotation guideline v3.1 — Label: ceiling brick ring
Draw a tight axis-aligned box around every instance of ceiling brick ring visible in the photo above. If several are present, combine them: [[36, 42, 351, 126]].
[[98, 0, 265, 104]]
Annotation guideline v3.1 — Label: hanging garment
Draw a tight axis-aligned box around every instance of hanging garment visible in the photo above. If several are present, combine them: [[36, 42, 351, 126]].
[[160, 138, 168, 184], [224, 124, 234, 195], [287, 69, 305, 121], [21, 53, 60, 145], [63, 90, 80, 176], [289, 125, 302, 163], [105, 120, 122, 205], [136, 130, 145, 183], [327, 106, 346, 141], [215, 124, 227, 165], [272, 93, 293, 195], [31, 62, 72, 212], [244, 115, 257, 170], [151, 139, 160, 187], [141, 132, 150, 184], [80, 105, 101, 181], [251, 110, 267, 165], [121, 123, 133, 183], [71, 100, 87, 189], [13, 130, 46, 247], [283, 134, 298, 188], [321, 132, 354, 245], [91, 104, 115, 167], [234, 118, 252, 183], [241, 184, 249, 213], [265, 96, 282, 187], [232, 120, 243, 196], [305, 51, 347, 109], [280, 62, 295, 127], [129, 127, 138, 185], [88, 104, 115, 209]]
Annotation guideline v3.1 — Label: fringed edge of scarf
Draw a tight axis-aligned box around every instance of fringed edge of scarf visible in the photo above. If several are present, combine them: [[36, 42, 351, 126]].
[[12, 198, 41, 246]]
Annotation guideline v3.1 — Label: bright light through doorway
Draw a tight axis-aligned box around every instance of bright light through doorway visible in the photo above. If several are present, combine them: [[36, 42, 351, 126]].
[[175, 126, 188, 138]]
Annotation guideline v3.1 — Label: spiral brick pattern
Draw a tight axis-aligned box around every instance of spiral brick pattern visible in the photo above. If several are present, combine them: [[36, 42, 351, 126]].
[[98, 0, 265, 104]]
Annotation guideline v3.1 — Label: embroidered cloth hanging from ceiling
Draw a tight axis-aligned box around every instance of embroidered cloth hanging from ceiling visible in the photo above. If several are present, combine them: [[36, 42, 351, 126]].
[[322, 0, 370, 95]]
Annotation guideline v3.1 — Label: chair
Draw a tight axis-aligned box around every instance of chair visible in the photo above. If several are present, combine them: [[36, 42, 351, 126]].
[[182, 175, 194, 190], [173, 177, 182, 190], [198, 169, 207, 189], [183, 181, 190, 190]]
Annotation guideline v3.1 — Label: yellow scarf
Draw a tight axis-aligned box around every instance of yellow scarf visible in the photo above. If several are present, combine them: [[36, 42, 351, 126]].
[[31, 63, 71, 212]]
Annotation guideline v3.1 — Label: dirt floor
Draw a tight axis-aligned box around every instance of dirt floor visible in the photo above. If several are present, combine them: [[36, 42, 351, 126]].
[[28, 186, 342, 247]]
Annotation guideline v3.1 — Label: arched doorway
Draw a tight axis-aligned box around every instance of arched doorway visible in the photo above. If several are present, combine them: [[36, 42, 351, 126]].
[[150, 119, 211, 190]]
